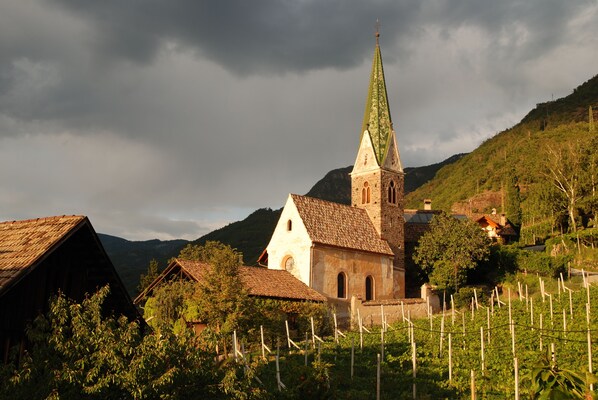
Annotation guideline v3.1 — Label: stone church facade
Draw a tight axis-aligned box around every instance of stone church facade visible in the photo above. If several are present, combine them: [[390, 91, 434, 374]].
[[261, 35, 406, 301]]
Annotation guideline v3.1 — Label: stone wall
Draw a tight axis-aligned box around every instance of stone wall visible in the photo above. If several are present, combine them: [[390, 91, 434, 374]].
[[335, 285, 441, 329], [312, 245, 395, 300]]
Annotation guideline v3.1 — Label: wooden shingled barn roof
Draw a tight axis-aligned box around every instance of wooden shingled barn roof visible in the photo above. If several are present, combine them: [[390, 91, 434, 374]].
[[0, 215, 87, 294], [290, 194, 394, 255], [135, 259, 326, 304]]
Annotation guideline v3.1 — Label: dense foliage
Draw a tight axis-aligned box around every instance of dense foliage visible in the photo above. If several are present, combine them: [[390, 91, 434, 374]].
[[413, 212, 491, 291], [3, 277, 597, 399], [0, 287, 216, 399], [405, 75, 598, 244]]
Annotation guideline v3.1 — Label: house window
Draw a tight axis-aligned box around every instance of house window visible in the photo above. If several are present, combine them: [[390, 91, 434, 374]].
[[365, 276, 374, 301], [388, 180, 396, 204], [337, 272, 347, 299], [287, 219, 292, 231], [362, 182, 371, 204]]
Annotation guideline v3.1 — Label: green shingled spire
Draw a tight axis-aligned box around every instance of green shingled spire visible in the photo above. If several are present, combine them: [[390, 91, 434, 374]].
[[361, 34, 393, 166]]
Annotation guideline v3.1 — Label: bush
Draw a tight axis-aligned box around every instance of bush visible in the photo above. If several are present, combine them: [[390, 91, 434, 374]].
[[516, 251, 570, 278], [474, 245, 519, 284], [452, 286, 489, 310]]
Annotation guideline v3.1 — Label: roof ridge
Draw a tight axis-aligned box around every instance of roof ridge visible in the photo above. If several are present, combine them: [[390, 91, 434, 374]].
[[0, 215, 85, 225], [290, 193, 361, 210]]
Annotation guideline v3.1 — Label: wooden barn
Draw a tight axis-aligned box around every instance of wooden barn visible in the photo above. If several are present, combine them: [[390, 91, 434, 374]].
[[0, 215, 138, 362]]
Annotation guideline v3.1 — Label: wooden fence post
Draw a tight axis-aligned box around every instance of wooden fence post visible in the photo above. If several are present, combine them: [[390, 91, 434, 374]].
[[448, 333, 452, 384], [514, 357, 519, 400], [377, 353, 381, 400], [412, 342, 417, 400], [587, 303, 594, 391], [351, 337, 355, 379]]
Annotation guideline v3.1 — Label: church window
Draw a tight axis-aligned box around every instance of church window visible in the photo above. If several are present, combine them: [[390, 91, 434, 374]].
[[337, 272, 347, 299], [365, 276, 374, 301], [388, 180, 396, 204], [362, 182, 371, 204], [287, 219, 292, 231], [282, 256, 295, 273]]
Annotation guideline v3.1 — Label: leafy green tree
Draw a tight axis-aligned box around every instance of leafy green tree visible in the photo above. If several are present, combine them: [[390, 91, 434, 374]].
[[413, 212, 490, 292], [544, 140, 593, 233], [137, 258, 160, 294], [505, 170, 522, 228], [0, 286, 215, 400], [178, 242, 252, 353], [143, 279, 197, 332], [528, 355, 596, 399]]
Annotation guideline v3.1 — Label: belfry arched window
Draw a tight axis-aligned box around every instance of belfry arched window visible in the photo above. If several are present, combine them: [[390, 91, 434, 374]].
[[362, 182, 371, 204], [388, 180, 396, 204], [337, 272, 347, 299], [365, 276, 374, 301]]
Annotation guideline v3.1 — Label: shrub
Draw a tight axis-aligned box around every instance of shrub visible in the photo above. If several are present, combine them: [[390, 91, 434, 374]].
[[516, 251, 570, 278], [453, 286, 489, 310]]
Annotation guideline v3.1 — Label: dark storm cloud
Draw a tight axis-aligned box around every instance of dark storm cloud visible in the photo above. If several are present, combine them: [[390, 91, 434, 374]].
[[47, 0, 589, 74], [1, 0, 597, 239], [49, 0, 417, 74], [1, 0, 592, 130]]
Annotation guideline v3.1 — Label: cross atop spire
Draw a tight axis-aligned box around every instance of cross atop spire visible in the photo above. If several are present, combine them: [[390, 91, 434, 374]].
[[375, 19, 380, 45]]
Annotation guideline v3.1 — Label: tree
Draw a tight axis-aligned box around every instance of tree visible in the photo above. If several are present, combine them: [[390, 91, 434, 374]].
[[137, 258, 160, 294], [0, 286, 215, 399], [505, 170, 522, 229], [143, 279, 197, 332], [544, 141, 588, 233], [413, 212, 490, 292], [178, 242, 252, 352]]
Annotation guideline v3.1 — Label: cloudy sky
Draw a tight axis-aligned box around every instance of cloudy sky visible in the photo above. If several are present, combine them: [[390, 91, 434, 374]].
[[1, 0, 597, 240]]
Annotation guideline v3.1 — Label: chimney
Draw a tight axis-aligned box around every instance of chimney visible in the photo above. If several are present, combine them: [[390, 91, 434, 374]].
[[500, 213, 507, 227], [423, 199, 432, 211], [491, 208, 497, 215]]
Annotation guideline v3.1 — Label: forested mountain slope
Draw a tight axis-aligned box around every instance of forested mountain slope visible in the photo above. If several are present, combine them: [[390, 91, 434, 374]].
[[405, 74, 598, 240]]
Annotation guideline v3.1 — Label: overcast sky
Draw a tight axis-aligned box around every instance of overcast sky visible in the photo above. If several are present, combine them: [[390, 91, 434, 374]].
[[1, 0, 597, 240]]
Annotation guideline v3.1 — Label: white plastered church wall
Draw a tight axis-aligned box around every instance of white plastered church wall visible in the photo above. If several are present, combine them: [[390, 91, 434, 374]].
[[265, 194, 313, 286]]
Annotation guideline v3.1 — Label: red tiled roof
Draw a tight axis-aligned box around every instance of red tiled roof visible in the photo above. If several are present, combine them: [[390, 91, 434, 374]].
[[476, 215, 501, 228], [291, 194, 393, 256], [0, 216, 86, 292], [173, 259, 326, 302]]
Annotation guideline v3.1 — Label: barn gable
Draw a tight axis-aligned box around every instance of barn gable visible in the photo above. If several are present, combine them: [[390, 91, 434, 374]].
[[0, 216, 138, 362]]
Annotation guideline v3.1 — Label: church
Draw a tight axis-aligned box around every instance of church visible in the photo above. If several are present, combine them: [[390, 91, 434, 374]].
[[259, 32, 406, 302]]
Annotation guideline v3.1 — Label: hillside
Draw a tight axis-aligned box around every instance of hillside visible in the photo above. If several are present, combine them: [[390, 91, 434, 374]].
[[99, 234, 188, 296], [190, 207, 282, 266], [405, 74, 598, 224]]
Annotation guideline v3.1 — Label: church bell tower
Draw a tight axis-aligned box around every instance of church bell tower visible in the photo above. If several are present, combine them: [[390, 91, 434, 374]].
[[350, 30, 405, 295]]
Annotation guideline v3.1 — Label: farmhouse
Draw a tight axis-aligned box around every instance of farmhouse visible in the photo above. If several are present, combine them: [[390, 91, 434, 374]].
[[476, 212, 518, 244], [0, 215, 138, 362], [134, 259, 326, 333], [134, 259, 325, 304]]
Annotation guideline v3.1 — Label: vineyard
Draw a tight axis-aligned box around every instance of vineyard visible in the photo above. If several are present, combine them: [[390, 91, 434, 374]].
[[240, 274, 598, 399]]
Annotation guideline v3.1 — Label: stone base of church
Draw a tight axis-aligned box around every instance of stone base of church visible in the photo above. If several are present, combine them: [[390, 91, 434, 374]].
[[349, 284, 440, 329]]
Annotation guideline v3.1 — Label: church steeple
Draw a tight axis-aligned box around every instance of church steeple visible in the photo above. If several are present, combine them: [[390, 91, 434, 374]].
[[360, 31, 396, 167], [350, 29, 405, 297]]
